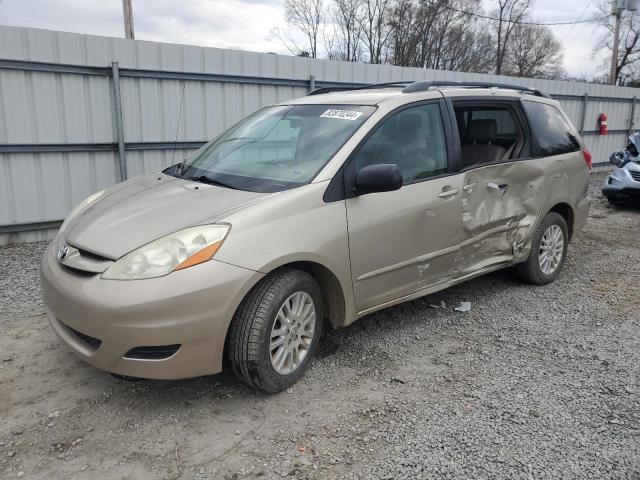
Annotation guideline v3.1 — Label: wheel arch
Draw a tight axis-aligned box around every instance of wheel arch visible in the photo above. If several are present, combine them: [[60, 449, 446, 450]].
[[548, 202, 575, 240], [283, 260, 347, 329], [229, 255, 353, 332]]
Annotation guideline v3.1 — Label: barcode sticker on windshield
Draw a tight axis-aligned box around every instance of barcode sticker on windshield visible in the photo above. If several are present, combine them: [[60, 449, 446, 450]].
[[320, 109, 363, 121]]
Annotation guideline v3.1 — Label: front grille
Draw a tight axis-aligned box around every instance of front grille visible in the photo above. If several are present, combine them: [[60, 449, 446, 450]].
[[630, 171, 640, 182], [124, 345, 181, 360], [63, 323, 102, 350], [58, 244, 113, 275], [60, 264, 97, 277], [76, 247, 110, 262]]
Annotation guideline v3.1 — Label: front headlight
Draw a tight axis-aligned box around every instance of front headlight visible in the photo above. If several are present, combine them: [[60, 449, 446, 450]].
[[101, 224, 230, 280]]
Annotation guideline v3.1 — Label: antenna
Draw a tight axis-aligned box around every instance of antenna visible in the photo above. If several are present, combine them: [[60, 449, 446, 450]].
[[172, 80, 186, 166]]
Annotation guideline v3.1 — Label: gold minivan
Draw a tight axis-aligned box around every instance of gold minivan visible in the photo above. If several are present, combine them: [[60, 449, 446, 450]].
[[41, 82, 591, 392]]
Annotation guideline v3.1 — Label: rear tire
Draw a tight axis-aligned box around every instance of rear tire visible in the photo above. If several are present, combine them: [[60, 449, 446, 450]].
[[515, 212, 568, 285], [227, 268, 323, 393]]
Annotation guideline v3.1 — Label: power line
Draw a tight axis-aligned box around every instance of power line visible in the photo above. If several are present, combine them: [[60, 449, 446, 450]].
[[433, 2, 612, 27], [564, 1, 596, 52]]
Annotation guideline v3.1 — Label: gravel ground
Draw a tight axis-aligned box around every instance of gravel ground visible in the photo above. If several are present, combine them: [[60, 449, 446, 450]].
[[1, 172, 639, 480]]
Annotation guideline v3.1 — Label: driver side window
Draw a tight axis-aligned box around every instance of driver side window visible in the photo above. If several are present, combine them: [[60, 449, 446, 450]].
[[353, 103, 448, 184]]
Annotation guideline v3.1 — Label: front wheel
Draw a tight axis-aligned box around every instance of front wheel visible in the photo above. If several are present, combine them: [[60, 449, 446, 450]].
[[227, 268, 323, 393], [515, 212, 568, 285]]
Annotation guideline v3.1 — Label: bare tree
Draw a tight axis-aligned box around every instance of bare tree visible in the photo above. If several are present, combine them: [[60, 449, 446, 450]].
[[284, 0, 325, 58], [332, 0, 364, 61], [269, 25, 305, 56], [388, 0, 494, 73], [504, 23, 563, 78], [358, 0, 395, 64], [594, 2, 640, 85], [272, 0, 562, 79], [440, 12, 495, 73], [492, 0, 532, 75], [388, 0, 422, 67]]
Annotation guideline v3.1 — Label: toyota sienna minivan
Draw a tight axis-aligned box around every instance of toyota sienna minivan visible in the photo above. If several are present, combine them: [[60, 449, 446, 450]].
[[41, 81, 591, 392]]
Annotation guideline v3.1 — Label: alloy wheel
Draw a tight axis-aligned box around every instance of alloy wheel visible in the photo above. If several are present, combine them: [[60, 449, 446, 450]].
[[269, 291, 316, 375], [538, 224, 564, 275]]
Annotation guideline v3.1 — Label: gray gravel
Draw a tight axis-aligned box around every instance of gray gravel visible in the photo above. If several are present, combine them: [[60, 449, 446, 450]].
[[1, 172, 639, 480]]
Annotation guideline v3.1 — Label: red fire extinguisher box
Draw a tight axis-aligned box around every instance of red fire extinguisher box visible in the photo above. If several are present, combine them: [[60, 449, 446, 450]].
[[598, 113, 608, 135]]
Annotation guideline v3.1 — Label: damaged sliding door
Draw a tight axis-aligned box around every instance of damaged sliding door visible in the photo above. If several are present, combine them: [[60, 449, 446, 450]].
[[457, 161, 546, 276]]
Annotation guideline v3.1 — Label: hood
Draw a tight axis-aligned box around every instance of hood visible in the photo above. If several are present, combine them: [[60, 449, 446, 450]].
[[65, 172, 269, 259]]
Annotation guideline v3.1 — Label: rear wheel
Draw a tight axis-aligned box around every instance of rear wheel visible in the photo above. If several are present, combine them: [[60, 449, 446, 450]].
[[515, 212, 568, 285], [227, 268, 323, 393]]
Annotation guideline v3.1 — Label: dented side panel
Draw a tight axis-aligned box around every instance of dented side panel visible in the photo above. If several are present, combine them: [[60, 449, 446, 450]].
[[457, 151, 588, 276], [458, 160, 547, 276]]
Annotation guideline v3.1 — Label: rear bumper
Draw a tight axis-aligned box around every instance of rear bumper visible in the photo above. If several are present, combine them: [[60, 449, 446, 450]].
[[573, 194, 591, 239], [40, 243, 263, 379]]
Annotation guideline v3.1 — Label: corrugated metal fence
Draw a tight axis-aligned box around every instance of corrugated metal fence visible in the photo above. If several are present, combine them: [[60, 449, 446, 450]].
[[1, 25, 638, 243]]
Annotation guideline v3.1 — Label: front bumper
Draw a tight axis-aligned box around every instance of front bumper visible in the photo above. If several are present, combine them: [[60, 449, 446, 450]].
[[602, 167, 640, 200], [602, 186, 640, 199], [40, 243, 263, 379]]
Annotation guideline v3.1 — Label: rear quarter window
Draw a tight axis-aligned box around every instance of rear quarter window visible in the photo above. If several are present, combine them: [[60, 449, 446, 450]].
[[523, 101, 580, 157]]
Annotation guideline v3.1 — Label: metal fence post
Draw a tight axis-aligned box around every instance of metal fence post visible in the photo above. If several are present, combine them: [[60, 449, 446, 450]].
[[579, 93, 589, 135], [309, 75, 315, 93], [111, 61, 127, 181], [629, 96, 637, 135]]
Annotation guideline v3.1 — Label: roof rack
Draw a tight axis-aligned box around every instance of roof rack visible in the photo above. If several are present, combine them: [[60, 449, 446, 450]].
[[401, 80, 551, 98], [306, 80, 551, 99], [307, 82, 410, 96]]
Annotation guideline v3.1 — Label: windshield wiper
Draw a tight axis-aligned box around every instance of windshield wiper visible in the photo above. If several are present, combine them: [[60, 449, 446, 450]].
[[186, 175, 237, 190]]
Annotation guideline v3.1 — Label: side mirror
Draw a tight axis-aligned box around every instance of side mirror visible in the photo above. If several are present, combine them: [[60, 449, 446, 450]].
[[355, 164, 403, 195]]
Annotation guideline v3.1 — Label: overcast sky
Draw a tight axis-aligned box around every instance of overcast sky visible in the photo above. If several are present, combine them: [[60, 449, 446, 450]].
[[0, 0, 608, 78]]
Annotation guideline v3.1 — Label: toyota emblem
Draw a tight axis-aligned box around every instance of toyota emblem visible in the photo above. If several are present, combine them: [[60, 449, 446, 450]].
[[57, 245, 70, 261]]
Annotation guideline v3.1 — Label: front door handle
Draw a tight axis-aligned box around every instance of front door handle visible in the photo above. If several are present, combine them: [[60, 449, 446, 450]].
[[438, 188, 460, 199]]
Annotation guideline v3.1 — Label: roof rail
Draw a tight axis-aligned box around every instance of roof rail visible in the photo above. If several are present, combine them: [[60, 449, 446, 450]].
[[307, 82, 410, 96], [402, 80, 551, 98]]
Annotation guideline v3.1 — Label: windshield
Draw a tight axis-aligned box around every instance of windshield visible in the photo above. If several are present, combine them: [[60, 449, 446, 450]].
[[171, 104, 375, 192]]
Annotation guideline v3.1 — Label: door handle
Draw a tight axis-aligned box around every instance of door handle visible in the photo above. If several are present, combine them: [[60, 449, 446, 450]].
[[462, 182, 475, 192], [438, 188, 460, 199], [487, 182, 508, 197]]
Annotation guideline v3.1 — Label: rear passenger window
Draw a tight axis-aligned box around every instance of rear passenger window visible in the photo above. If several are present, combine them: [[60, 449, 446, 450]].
[[523, 101, 580, 157], [353, 103, 448, 184], [453, 105, 522, 168]]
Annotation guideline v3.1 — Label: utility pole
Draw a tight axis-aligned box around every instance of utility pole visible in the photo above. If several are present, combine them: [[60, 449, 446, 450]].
[[610, 0, 639, 85], [122, 0, 135, 39], [610, 1, 623, 85]]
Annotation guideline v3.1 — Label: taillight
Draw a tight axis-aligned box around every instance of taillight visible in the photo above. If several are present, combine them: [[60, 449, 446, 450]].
[[582, 149, 592, 170]]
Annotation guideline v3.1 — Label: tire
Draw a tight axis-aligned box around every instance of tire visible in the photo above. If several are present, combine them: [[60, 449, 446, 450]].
[[514, 212, 568, 286], [227, 268, 323, 393]]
